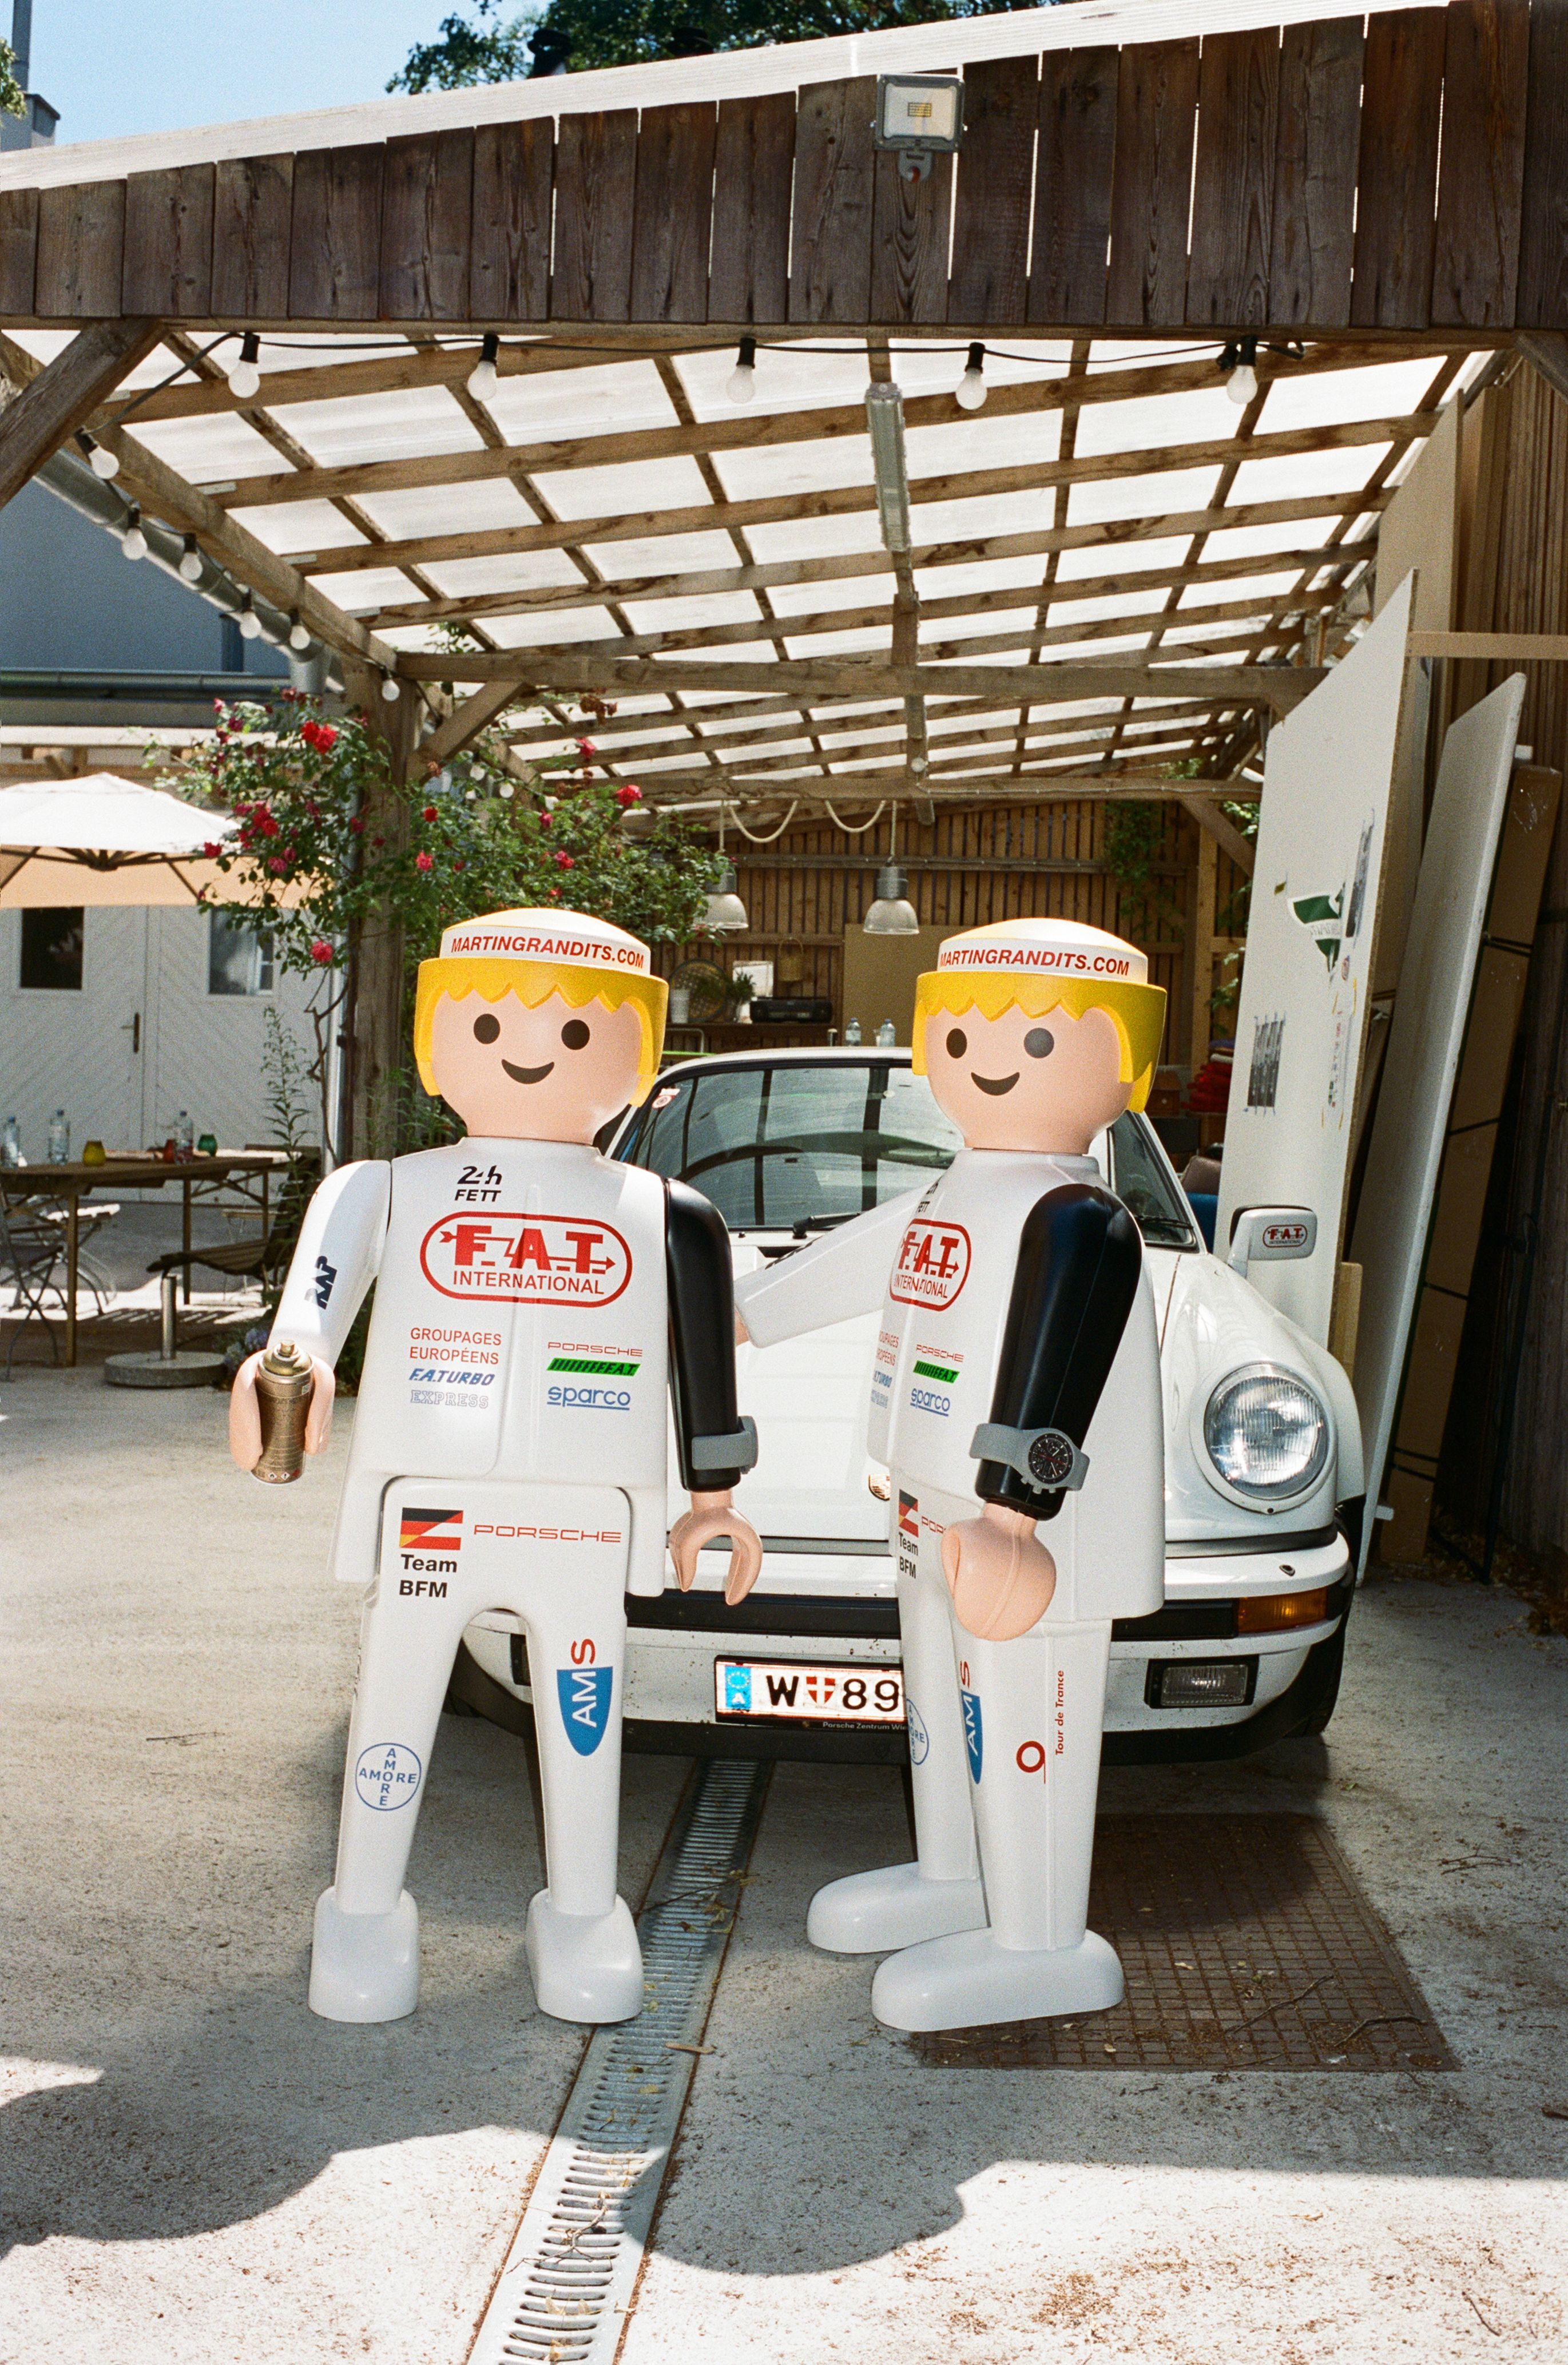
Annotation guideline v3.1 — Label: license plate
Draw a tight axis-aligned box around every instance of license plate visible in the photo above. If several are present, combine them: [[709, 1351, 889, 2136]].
[[714, 1657, 905, 1725]]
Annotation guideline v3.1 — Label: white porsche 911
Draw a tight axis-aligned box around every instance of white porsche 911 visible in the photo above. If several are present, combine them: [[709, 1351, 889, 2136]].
[[454, 1049, 1363, 1767]]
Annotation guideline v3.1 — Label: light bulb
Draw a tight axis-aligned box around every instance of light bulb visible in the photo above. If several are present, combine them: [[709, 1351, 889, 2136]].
[[726, 335, 757, 404], [77, 431, 120, 479], [178, 534, 203, 582], [288, 610, 312, 652], [237, 595, 262, 641], [467, 334, 500, 400], [380, 670, 402, 704], [1226, 360, 1257, 406], [955, 341, 987, 411], [121, 507, 147, 562], [227, 333, 261, 401]]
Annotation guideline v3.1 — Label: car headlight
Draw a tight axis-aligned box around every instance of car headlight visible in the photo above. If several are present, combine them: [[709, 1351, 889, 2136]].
[[1202, 1363, 1329, 1501]]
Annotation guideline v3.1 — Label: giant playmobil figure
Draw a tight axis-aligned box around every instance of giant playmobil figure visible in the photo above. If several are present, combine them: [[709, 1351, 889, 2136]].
[[734, 918, 1166, 2032], [229, 909, 762, 2027]]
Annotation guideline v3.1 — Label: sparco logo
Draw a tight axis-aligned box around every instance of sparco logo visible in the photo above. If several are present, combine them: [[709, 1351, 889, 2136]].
[[890, 1217, 971, 1310], [419, 1212, 633, 1305]]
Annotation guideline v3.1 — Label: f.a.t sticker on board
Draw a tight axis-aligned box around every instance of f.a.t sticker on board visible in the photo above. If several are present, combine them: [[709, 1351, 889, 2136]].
[[1216, 576, 1416, 1346], [1349, 674, 1525, 1574]]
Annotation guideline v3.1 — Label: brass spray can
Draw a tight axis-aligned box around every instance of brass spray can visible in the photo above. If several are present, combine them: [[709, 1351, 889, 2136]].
[[252, 1339, 313, 1482]]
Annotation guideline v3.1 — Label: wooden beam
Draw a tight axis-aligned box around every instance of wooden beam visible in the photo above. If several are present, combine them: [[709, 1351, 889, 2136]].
[[395, 648, 1323, 710], [626, 768, 1242, 803], [1516, 332, 1568, 407], [0, 318, 161, 510], [1410, 629, 1568, 660], [1180, 791, 1257, 876], [420, 677, 533, 765], [305, 483, 1390, 585]]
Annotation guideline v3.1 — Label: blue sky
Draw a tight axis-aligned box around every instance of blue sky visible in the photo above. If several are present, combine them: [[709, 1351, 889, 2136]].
[[25, 1, 510, 145]]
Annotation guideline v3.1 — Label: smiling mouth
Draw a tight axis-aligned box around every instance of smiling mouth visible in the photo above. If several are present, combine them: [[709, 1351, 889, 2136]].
[[971, 1071, 1019, 1096], [502, 1058, 555, 1085]]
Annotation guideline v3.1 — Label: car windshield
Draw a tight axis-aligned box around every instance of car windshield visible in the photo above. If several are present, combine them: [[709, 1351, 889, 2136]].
[[617, 1060, 1196, 1248]]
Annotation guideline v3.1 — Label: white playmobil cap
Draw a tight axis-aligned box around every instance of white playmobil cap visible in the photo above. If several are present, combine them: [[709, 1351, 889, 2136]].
[[437, 907, 650, 973], [936, 916, 1148, 984]]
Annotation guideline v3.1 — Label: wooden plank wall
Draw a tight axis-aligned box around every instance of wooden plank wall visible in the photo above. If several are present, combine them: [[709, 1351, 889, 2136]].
[[651, 797, 1196, 1040], [2, 0, 1566, 334]]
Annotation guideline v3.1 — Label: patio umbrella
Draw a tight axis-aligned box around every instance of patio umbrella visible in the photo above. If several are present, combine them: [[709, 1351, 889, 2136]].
[[0, 773, 242, 907]]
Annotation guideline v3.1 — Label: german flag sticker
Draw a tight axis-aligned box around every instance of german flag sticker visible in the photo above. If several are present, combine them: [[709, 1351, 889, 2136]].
[[898, 1490, 919, 1540], [400, 1507, 463, 1553]]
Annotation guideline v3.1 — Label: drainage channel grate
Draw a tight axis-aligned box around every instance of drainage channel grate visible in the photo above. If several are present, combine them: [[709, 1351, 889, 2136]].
[[467, 1759, 769, 2365], [917, 1813, 1456, 2073]]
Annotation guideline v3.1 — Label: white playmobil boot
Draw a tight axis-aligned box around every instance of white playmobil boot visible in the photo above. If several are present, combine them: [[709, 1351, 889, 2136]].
[[808, 1860, 987, 1952], [525, 1892, 644, 2023], [871, 1924, 1123, 2030], [309, 1887, 420, 2023]]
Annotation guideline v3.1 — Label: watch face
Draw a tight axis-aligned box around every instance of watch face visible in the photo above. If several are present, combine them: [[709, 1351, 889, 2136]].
[[1027, 1431, 1075, 1488]]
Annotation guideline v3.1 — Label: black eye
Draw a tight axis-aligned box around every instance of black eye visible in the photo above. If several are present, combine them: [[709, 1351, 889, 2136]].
[[945, 1029, 967, 1059], [561, 1018, 591, 1050], [1024, 1027, 1055, 1060], [473, 1013, 501, 1044]]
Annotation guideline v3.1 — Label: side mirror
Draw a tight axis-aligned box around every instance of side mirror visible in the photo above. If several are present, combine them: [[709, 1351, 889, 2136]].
[[1226, 1205, 1318, 1281]]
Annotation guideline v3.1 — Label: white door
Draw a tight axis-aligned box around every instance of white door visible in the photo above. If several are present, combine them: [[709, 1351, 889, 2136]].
[[140, 907, 321, 1152], [0, 904, 148, 1161]]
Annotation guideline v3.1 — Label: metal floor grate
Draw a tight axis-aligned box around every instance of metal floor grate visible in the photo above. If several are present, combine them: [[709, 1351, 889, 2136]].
[[918, 1814, 1455, 2073], [467, 1759, 769, 2365]]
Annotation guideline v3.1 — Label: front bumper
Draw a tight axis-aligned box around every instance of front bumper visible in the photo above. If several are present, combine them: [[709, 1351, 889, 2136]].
[[456, 1529, 1353, 1765]]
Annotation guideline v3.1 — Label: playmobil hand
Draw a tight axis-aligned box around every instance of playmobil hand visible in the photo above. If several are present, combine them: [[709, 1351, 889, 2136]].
[[941, 1501, 1057, 1640], [669, 1489, 764, 1604], [228, 1347, 336, 1473]]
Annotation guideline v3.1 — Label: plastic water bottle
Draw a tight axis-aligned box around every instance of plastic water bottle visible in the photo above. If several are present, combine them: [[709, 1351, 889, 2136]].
[[176, 1109, 194, 1156], [876, 1019, 896, 1046], [845, 1017, 862, 1045], [47, 1110, 69, 1164], [1, 1116, 19, 1169]]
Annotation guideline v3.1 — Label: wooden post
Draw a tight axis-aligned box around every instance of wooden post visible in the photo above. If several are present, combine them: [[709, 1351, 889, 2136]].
[[0, 318, 162, 510], [342, 663, 419, 1161], [1188, 823, 1217, 1073]]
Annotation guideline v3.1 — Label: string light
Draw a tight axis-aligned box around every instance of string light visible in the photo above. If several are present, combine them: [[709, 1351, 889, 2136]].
[[1221, 335, 1259, 406], [288, 609, 312, 652], [227, 333, 261, 401], [74, 430, 120, 480], [726, 335, 757, 404], [467, 334, 501, 400], [380, 668, 402, 704], [955, 342, 987, 412], [120, 505, 147, 562], [237, 592, 262, 641], [178, 533, 203, 582]]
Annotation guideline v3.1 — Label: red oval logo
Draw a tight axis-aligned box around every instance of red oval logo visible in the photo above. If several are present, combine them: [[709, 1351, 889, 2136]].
[[890, 1217, 972, 1311], [419, 1211, 632, 1306]]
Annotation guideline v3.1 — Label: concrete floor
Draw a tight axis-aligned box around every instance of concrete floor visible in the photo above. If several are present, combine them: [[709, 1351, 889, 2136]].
[[3, 1380, 1568, 2362]]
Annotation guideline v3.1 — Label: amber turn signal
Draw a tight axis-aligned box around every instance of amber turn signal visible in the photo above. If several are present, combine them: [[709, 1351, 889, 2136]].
[[1236, 1588, 1330, 1634]]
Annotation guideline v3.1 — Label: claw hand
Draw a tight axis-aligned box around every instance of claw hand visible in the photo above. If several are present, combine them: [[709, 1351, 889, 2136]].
[[669, 1489, 764, 1605], [228, 1348, 336, 1474], [941, 1502, 1055, 1641]]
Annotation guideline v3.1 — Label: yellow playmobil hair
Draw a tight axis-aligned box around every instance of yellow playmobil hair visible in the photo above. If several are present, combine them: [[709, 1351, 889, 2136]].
[[413, 955, 668, 1103], [911, 967, 1168, 1112]]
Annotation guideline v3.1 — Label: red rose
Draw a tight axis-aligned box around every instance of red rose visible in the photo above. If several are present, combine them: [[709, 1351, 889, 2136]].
[[554, 850, 575, 870], [547, 886, 561, 900], [202, 841, 223, 858], [310, 939, 333, 965], [260, 816, 279, 838], [300, 721, 338, 754], [616, 784, 642, 807], [416, 851, 434, 872], [452, 858, 465, 872], [268, 856, 288, 875], [538, 811, 552, 829], [423, 804, 438, 821], [350, 816, 364, 835], [575, 737, 597, 760]]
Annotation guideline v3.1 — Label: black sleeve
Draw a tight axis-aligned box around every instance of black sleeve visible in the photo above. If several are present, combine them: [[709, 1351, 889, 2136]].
[[976, 1183, 1143, 1519], [664, 1177, 756, 1493]]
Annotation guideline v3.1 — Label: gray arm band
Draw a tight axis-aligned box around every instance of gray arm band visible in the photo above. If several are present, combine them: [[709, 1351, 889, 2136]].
[[689, 1418, 759, 1474], [969, 1422, 1090, 1493]]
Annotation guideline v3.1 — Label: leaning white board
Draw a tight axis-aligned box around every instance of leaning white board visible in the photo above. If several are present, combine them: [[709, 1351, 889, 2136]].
[[1349, 674, 1525, 1573], [1216, 578, 1416, 1344]]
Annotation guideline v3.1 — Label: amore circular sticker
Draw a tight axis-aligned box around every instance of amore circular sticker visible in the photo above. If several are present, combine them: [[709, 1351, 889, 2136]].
[[355, 1741, 423, 1812], [906, 1696, 930, 1765]]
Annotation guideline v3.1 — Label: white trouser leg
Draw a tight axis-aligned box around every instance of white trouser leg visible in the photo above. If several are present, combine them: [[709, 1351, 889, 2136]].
[[870, 1613, 1124, 2032], [807, 1479, 985, 1954], [309, 1578, 471, 2023]]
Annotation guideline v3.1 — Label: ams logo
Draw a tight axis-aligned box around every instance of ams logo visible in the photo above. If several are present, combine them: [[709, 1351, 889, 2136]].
[[959, 1660, 983, 1784], [557, 1636, 613, 1755], [420, 1212, 632, 1306]]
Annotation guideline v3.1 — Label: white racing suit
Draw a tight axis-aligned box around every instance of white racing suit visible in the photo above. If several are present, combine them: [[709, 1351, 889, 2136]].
[[268, 1136, 753, 2026], [735, 1148, 1162, 2031]]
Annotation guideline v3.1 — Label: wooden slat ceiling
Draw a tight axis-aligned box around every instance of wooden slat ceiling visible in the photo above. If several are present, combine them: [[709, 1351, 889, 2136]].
[[1, 319, 1474, 806]]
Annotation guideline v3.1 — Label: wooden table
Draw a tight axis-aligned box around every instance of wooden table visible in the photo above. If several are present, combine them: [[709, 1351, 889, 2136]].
[[1, 1151, 288, 1366]]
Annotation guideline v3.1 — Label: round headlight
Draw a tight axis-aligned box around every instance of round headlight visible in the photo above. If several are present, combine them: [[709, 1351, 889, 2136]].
[[1203, 1363, 1329, 1501]]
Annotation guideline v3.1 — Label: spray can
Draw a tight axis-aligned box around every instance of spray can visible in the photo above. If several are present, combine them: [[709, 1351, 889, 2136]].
[[252, 1339, 314, 1482]]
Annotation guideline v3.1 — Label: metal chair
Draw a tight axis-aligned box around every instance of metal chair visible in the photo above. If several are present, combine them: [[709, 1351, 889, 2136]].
[[0, 1196, 67, 1376]]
